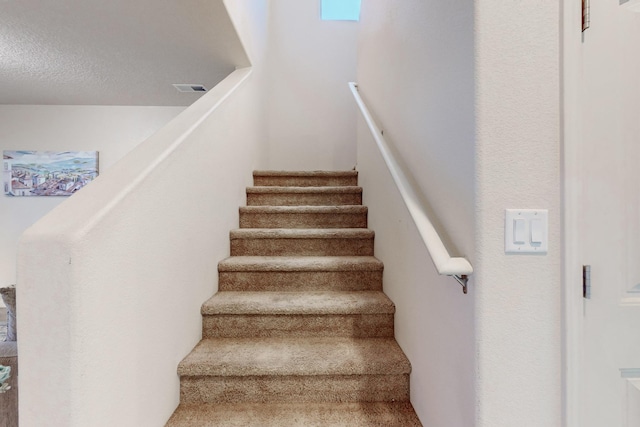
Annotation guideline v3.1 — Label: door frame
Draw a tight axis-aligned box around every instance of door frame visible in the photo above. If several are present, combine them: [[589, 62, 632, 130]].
[[562, 0, 584, 426]]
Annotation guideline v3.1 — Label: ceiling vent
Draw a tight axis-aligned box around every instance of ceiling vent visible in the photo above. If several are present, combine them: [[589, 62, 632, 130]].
[[173, 84, 208, 93]]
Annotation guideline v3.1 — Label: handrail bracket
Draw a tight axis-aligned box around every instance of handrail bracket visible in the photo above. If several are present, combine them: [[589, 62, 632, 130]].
[[452, 275, 469, 294]]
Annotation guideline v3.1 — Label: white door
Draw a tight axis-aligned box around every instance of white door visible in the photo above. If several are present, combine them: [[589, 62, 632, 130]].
[[566, 1, 640, 426]]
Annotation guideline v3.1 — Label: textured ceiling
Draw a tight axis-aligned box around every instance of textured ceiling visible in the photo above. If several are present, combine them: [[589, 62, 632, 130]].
[[0, 0, 249, 106]]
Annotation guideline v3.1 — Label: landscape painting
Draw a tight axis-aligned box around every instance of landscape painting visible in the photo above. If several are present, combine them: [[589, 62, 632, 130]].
[[3, 151, 99, 197]]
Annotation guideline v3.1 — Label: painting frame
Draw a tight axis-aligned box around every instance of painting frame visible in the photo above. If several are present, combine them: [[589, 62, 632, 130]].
[[3, 151, 99, 197]]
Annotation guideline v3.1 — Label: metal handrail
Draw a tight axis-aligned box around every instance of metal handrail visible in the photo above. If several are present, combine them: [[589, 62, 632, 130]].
[[349, 82, 473, 293]]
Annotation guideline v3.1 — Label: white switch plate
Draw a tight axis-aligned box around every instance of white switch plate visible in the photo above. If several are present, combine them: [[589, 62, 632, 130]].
[[505, 209, 548, 254]]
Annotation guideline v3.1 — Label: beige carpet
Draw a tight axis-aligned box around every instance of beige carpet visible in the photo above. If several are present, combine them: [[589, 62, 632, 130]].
[[165, 171, 422, 426]]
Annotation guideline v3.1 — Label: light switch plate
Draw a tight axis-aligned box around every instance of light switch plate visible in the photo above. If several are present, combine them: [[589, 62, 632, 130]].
[[505, 209, 548, 254]]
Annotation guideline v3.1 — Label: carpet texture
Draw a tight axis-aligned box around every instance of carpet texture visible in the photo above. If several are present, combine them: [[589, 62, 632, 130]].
[[167, 402, 421, 426], [230, 228, 375, 256], [246, 186, 363, 206], [165, 170, 422, 426]]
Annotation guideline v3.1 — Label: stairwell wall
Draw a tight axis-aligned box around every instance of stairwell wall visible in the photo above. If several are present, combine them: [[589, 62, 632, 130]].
[[357, 1, 562, 426], [264, 0, 358, 171], [355, 1, 476, 426], [0, 105, 185, 300], [16, 1, 269, 424]]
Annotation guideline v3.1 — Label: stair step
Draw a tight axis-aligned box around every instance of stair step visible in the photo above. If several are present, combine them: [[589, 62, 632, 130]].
[[246, 186, 362, 206], [178, 337, 411, 404], [253, 170, 358, 187], [230, 228, 374, 256], [239, 206, 367, 229], [218, 256, 383, 292], [165, 401, 422, 426], [202, 291, 395, 338]]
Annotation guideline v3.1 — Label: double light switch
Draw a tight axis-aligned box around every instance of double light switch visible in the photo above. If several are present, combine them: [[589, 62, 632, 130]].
[[505, 209, 548, 254]]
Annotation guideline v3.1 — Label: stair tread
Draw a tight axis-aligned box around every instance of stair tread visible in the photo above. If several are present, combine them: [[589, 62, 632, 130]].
[[202, 291, 394, 315], [219, 256, 383, 272], [254, 170, 358, 177], [247, 186, 362, 194], [166, 401, 422, 426], [230, 228, 374, 239], [240, 205, 367, 213], [178, 337, 411, 377]]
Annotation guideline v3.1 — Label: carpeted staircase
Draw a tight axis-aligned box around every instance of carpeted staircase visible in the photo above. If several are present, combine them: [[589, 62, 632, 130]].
[[166, 171, 422, 426]]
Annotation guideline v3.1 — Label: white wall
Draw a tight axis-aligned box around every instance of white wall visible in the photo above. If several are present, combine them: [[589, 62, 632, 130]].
[[224, 0, 268, 70], [356, 1, 476, 425], [17, 69, 266, 427], [0, 105, 185, 291], [17, 2, 269, 425], [475, 1, 561, 426], [358, 1, 562, 426], [265, 0, 358, 171], [224, 0, 269, 169]]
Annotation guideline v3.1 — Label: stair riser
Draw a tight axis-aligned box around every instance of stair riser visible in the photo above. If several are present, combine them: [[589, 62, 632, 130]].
[[254, 176, 358, 187], [180, 374, 410, 404], [219, 271, 383, 292], [230, 238, 374, 256], [240, 212, 367, 229], [166, 402, 423, 427], [203, 314, 394, 338], [247, 192, 362, 206]]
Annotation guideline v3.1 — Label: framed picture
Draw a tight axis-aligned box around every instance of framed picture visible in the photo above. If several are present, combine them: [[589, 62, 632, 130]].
[[3, 151, 99, 197]]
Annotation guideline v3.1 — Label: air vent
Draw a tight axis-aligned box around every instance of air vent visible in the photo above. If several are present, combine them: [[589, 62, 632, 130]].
[[173, 84, 208, 93]]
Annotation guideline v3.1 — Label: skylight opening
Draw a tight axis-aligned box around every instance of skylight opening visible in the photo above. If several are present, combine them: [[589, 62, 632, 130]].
[[321, 0, 361, 21]]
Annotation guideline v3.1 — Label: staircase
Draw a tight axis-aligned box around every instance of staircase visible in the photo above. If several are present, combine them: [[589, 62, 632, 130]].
[[166, 171, 422, 426]]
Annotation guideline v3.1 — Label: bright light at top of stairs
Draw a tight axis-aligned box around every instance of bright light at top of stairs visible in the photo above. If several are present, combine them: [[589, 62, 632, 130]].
[[321, 0, 361, 21]]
